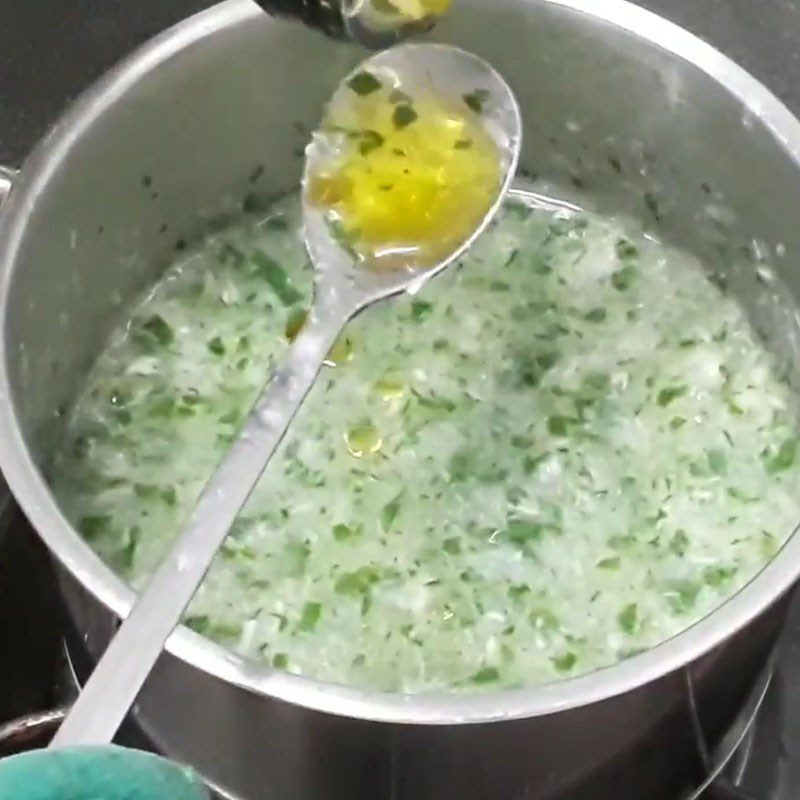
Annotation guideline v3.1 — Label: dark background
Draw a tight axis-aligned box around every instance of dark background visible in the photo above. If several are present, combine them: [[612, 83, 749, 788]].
[[2, 0, 800, 168]]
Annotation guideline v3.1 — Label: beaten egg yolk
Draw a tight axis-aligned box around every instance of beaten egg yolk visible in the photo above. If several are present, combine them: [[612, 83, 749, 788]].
[[308, 74, 501, 270]]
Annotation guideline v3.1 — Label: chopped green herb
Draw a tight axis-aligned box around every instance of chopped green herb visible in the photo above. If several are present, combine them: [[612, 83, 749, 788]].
[[597, 557, 621, 571], [219, 410, 240, 427], [707, 449, 727, 475], [504, 519, 546, 546], [326, 219, 358, 258], [506, 200, 531, 220], [584, 307, 607, 323], [413, 391, 456, 413], [272, 653, 289, 670], [184, 616, 241, 639], [667, 580, 701, 614], [148, 397, 176, 418], [78, 515, 111, 540], [359, 129, 385, 155], [615, 239, 639, 260], [727, 487, 754, 503], [767, 437, 797, 474], [523, 453, 549, 474], [348, 71, 382, 96], [393, 104, 418, 130], [618, 603, 638, 634], [141, 314, 174, 346], [657, 386, 687, 407], [285, 541, 311, 578], [471, 666, 500, 684], [552, 652, 577, 672], [762, 531, 780, 559], [252, 251, 303, 306], [218, 243, 246, 267], [264, 215, 289, 231], [118, 525, 140, 570], [248, 164, 265, 184], [644, 192, 661, 219], [704, 565, 737, 588], [443, 537, 462, 555], [207, 336, 225, 356], [611, 265, 638, 292], [547, 415, 577, 436], [509, 350, 552, 389], [507, 583, 530, 600], [133, 483, 159, 500], [185, 615, 211, 635], [727, 401, 745, 416], [298, 601, 323, 632], [360, 595, 372, 616], [243, 193, 270, 214], [463, 88, 490, 114], [335, 566, 382, 596], [670, 530, 689, 557], [333, 523, 358, 542], [447, 450, 472, 483], [411, 300, 433, 322]]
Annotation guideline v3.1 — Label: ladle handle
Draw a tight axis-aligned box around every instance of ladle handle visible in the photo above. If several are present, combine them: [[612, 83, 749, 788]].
[[50, 299, 350, 747]]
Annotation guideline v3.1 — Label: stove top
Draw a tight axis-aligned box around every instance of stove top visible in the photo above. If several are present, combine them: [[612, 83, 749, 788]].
[[2, 1, 800, 798]]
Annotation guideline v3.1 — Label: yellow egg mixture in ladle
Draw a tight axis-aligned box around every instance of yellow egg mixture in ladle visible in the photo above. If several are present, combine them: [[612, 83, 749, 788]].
[[373, 0, 453, 21], [308, 66, 502, 270]]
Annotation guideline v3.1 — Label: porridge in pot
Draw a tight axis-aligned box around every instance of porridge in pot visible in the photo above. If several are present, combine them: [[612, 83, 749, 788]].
[[52, 187, 800, 692]]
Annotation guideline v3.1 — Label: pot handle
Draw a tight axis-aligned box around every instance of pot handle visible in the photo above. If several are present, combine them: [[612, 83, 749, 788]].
[[0, 708, 69, 756], [0, 166, 15, 205]]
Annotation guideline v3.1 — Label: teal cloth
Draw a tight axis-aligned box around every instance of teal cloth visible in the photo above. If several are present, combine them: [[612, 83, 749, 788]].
[[0, 746, 209, 800]]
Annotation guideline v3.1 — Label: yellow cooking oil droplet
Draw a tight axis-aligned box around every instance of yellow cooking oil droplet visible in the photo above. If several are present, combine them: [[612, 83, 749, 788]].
[[326, 334, 354, 368], [285, 309, 353, 367], [373, 376, 406, 402], [285, 308, 308, 342], [374, 0, 453, 21], [309, 75, 501, 271], [345, 423, 383, 458]]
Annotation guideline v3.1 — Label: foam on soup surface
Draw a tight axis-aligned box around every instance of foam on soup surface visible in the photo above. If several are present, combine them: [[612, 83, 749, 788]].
[[52, 189, 800, 692]]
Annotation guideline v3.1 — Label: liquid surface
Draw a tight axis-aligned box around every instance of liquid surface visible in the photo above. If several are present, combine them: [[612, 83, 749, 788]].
[[53, 190, 800, 692], [308, 67, 501, 270]]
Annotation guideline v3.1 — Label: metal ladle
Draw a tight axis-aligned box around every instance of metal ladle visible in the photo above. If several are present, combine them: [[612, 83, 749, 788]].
[[51, 43, 521, 747]]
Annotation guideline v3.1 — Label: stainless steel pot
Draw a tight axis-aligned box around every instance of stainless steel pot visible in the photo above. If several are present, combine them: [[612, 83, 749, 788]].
[[2, 1, 800, 798]]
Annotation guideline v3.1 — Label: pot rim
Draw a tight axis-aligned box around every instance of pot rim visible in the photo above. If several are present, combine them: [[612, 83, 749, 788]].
[[2, 0, 800, 726]]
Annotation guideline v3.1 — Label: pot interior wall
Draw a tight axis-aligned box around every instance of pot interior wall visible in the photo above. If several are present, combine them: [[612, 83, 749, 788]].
[[6, 0, 800, 464]]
